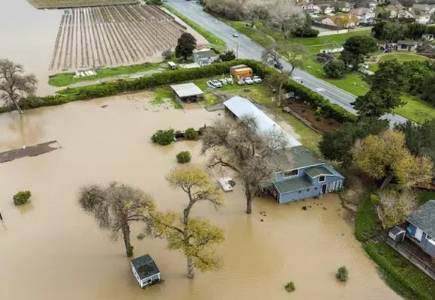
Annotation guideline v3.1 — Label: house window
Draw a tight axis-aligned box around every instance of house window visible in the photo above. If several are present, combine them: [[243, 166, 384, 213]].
[[298, 190, 302, 194], [284, 169, 298, 177], [306, 188, 310, 192], [319, 176, 325, 182]]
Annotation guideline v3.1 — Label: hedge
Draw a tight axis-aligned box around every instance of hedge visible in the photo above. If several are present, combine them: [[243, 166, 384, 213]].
[[1, 59, 356, 123]]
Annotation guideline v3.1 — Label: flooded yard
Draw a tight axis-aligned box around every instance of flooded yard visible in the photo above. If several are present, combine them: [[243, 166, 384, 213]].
[[0, 93, 400, 300]]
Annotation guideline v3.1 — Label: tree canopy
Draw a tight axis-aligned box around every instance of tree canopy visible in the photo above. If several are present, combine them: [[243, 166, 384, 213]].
[[175, 33, 197, 60]]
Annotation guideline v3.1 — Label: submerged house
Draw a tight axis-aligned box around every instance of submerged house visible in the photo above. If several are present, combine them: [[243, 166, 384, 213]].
[[406, 200, 435, 259], [223, 96, 344, 204], [130, 255, 161, 288]]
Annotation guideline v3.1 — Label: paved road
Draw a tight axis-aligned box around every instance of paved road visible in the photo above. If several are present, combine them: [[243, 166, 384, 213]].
[[166, 0, 407, 125]]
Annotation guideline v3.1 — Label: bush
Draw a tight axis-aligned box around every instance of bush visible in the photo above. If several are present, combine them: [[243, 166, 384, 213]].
[[293, 25, 319, 37], [184, 128, 199, 140], [13, 191, 31, 206], [220, 50, 236, 61], [336, 266, 349, 282], [176, 151, 191, 164], [162, 49, 174, 60], [151, 129, 175, 145], [324, 60, 346, 79], [284, 281, 295, 292], [370, 193, 380, 206]]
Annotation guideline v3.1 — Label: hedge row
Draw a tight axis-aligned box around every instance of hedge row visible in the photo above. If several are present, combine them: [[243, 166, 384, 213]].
[[1, 59, 356, 123]]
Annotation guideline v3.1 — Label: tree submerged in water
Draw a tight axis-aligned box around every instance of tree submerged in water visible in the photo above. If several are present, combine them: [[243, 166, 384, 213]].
[[78, 182, 155, 257], [0, 59, 37, 114]]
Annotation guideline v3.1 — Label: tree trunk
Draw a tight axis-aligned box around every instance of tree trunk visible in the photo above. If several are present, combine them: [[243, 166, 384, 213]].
[[186, 256, 195, 279], [121, 223, 134, 257], [245, 184, 253, 214], [10, 95, 22, 114]]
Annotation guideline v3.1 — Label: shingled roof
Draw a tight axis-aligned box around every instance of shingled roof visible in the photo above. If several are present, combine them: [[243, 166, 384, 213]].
[[408, 200, 435, 238]]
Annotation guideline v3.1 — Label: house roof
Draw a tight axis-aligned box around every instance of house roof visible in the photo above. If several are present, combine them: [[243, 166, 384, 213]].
[[131, 255, 160, 280], [305, 165, 333, 177], [193, 48, 217, 59], [408, 200, 435, 238], [273, 175, 313, 193], [398, 40, 418, 46], [223, 96, 302, 148], [288, 146, 322, 169], [170, 83, 203, 98]]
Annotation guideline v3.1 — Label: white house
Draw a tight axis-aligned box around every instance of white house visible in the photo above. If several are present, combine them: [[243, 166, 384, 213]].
[[416, 15, 431, 24], [130, 255, 161, 288], [192, 48, 219, 66]]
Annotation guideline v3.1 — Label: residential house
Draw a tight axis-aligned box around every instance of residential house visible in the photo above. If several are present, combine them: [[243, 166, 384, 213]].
[[192, 48, 219, 66], [321, 4, 335, 15], [320, 14, 359, 28], [397, 40, 418, 52], [416, 14, 431, 24], [406, 200, 435, 259], [397, 9, 415, 20], [351, 7, 376, 24], [422, 33, 434, 42], [130, 255, 161, 288], [223, 96, 344, 204], [302, 3, 321, 14]]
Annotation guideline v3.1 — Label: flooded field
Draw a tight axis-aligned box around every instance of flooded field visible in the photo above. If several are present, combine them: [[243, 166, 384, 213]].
[[0, 94, 401, 300]]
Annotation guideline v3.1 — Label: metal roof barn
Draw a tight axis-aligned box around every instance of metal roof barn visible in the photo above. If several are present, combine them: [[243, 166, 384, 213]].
[[170, 83, 204, 98], [223, 96, 302, 148]]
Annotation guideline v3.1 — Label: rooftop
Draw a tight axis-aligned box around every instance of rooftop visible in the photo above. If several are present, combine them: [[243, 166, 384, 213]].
[[273, 175, 313, 193], [170, 83, 204, 98], [131, 255, 160, 280], [223, 96, 302, 148], [305, 165, 333, 178], [193, 48, 217, 59], [408, 200, 435, 238]]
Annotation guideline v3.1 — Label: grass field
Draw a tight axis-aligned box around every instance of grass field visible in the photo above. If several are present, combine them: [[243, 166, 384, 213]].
[[369, 52, 430, 72], [49, 62, 164, 87], [395, 95, 435, 124]]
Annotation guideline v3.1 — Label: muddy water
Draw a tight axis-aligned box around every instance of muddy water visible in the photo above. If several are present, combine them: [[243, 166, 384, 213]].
[[0, 94, 400, 300], [0, 1, 61, 96]]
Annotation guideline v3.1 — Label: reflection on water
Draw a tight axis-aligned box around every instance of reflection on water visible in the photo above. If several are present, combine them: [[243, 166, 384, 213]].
[[0, 93, 400, 300], [0, 1, 62, 95]]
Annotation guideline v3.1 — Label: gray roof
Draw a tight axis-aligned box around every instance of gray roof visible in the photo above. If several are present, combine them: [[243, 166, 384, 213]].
[[288, 146, 322, 169], [224, 96, 302, 148], [273, 175, 313, 193], [131, 255, 160, 279], [170, 83, 203, 98], [193, 49, 217, 59], [305, 165, 333, 178], [398, 40, 418, 46], [408, 200, 435, 238]]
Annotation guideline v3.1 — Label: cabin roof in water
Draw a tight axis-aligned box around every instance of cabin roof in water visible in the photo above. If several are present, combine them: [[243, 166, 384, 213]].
[[131, 255, 160, 280]]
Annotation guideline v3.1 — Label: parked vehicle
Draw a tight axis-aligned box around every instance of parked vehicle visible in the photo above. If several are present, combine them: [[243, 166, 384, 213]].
[[211, 80, 223, 88], [253, 76, 262, 83], [244, 77, 254, 85], [237, 79, 245, 85], [232, 33, 239, 38], [274, 62, 283, 70]]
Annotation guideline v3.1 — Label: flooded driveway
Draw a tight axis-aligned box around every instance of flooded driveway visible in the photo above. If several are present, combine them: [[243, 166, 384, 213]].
[[0, 94, 400, 300]]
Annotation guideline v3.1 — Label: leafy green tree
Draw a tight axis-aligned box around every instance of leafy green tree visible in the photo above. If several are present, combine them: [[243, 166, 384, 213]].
[[396, 120, 435, 164], [175, 33, 197, 60], [151, 129, 175, 145], [319, 118, 388, 164], [148, 166, 224, 278], [284, 44, 307, 75], [352, 89, 403, 118], [370, 60, 407, 92], [79, 183, 155, 257], [372, 21, 405, 43], [421, 74, 435, 106], [323, 60, 346, 79], [219, 50, 236, 61], [340, 36, 378, 70]]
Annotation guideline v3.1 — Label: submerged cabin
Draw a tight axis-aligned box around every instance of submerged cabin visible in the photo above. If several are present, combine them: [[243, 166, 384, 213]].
[[130, 255, 161, 288], [406, 200, 435, 259], [223, 96, 344, 204], [170, 83, 204, 103]]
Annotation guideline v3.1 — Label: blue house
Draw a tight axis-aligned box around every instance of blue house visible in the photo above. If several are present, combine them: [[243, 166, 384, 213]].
[[406, 200, 435, 259], [223, 96, 344, 204]]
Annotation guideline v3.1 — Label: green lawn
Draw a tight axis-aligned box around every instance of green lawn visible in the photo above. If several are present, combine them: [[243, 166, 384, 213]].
[[369, 52, 430, 72], [49, 62, 164, 87], [395, 95, 435, 124]]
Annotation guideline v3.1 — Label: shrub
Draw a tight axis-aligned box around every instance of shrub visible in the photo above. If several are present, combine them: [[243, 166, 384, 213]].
[[284, 281, 295, 292], [220, 50, 236, 61], [151, 129, 175, 145], [13, 191, 31, 206], [184, 128, 199, 140], [336, 266, 349, 282], [324, 60, 346, 79], [370, 193, 380, 206], [176, 151, 191, 164], [162, 49, 174, 60]]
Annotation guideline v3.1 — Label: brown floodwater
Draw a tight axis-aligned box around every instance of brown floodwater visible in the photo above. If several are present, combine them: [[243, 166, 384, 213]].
[[0, 0, 62, 96], [0, 94, 401, 300]]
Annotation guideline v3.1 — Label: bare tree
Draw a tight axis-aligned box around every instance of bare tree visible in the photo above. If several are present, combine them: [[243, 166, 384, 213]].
[[261, 46, 279, 66], [0, 59, 37, 114], [377, 189, 417, 229], [268, 0, 304, 38], [283, 44, 307, 76], [79, 183, 155, 257], [202, 116, 289, 214], [264, 70, 290, 106], [147, 166, 224, 279]]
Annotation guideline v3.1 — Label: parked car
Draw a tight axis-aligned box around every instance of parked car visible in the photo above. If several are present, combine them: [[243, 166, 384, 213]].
[[226, 77, 234, 84], [244, 77, 254, 85], [211, 80, 223, 88], [253, 76, 262, 83], [237, 79, 245, 85], [232, 33, 239, 38], [274, 62, 283, 70]]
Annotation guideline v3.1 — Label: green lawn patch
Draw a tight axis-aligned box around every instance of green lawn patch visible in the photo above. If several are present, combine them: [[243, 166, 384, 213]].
[[395, 95, 435, 124], [416, 191, 435, 205], [369, 52, 429, 72], [164, 5, 226, 52], [365, 242, 435, 300], [354, 193, 383, 242], [49, 62, 164, 87]]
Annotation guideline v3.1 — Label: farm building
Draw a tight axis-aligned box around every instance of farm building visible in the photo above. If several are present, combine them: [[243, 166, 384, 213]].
[[406, 200, 435, 259], [192, 48, 219, 66], [223, 96, 344, 204], [397, 40, 418, 52], [170, 83, 204, 103], [130, 255, 161, 288]]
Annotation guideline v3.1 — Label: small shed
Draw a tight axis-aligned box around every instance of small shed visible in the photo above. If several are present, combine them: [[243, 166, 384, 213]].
[[130, 254, 161, 288], [170, 83, 204, 103], [397, 40, 418, 52]]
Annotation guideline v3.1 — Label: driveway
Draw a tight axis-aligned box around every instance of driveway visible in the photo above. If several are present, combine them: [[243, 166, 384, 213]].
[[166, 0, 407, 125]]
